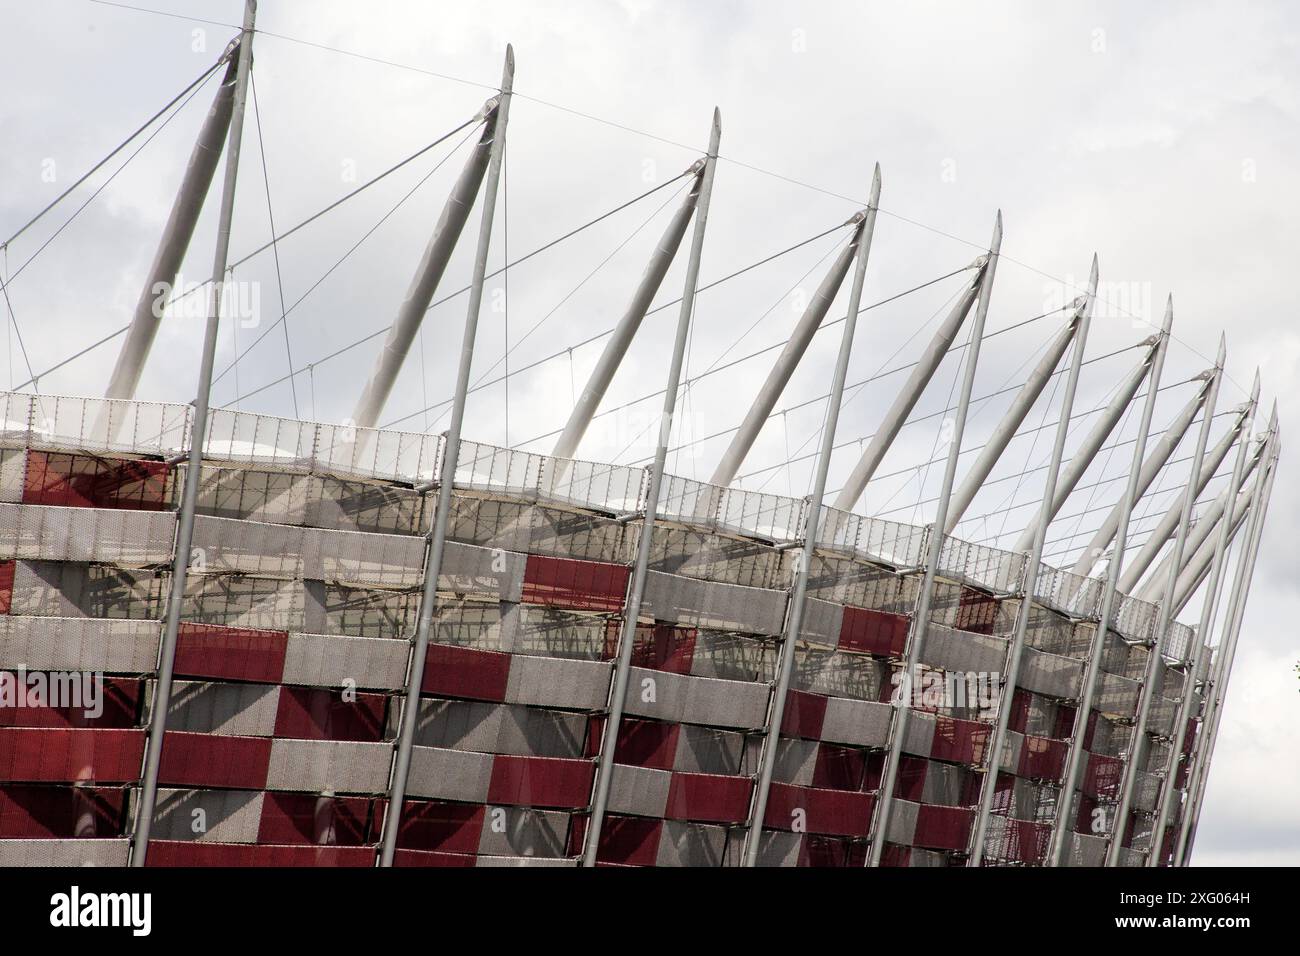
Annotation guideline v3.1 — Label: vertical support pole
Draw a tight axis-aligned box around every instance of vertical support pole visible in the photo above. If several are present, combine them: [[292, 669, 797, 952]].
[[1149, 381, 1256, 864], [378, 47, 515, 867], [968, 256, 1098, 866], [1047, 300, 1173, 866], [580, 109, 722, 867], [129, 0, 257, 867], [741, 168, 881, 866], [866, 212, 1002, 867], [1176, 413, 1276, 865], [1105, 334, 1226, 866]]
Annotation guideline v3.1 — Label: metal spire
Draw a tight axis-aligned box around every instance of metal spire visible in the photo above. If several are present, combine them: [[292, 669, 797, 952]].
[[1176, 412, 1278, 865], [831, 260, 986, 512], [1138, 436, 1266, 604], [1149, 387, 1257, 863], [710, 217, 865, 487], [351, 95, 505, 430], [129, 0, 257, 866], [1105, 333, 1226, 867], [944, 304, 1085, 533], [581, 108, 722, 867], [968, 255, 1098, 866], [1011, 335, 1160, 553], [550, 168, 704, 463], [378, 45, 515, 866], [1070, 370, 1219, 576], [743, 167, 881, 866], [1119, 401, 1258, 595], [104, 44, 242, 401], [866, 211, 1001, 866], [1047, 295, 1174, 866]]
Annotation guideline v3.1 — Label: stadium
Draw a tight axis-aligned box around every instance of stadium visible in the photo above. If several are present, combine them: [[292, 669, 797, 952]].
[[0, 3, 1278, 869]]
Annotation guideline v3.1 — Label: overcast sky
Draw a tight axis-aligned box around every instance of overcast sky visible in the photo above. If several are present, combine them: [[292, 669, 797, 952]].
[[1, 0, 1296, 865]]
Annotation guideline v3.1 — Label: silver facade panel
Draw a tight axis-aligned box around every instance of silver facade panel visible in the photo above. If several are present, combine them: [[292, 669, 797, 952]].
[[265, 738, 391, 794], [151, 787, 264, 843], [405, 745, 494, 802], [166, 680, 280, 737]]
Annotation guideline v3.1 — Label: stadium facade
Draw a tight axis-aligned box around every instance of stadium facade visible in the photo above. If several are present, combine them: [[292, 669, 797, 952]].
[[0, 4, 1277, 867]]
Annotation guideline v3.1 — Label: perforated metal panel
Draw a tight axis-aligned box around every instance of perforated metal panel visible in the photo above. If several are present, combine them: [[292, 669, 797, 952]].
[[0, 504, 175, 566], [281, 632, 408, 690], [0, 615, 159, 673], [265, 739, 390, 794], [165, 680, 281, 737], [406, 746, 494, 802], [641, 571, 787, 637], [151, 788, 264, 843], [0, 837, 130, 866]]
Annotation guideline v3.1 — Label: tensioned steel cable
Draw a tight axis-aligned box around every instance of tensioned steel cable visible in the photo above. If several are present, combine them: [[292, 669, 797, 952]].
[[12, 111, 483, 391], [738, 338, 1146, 485], [83, 0, 1242, 396], [607, 232, 852, 468], [513, 263, 975, 453], [383, 220, 858, 432], [1, 54, 228, 250], [229, 167, 700, 408], [249, 70, 298, 417], [6, 62, 225, 391], [212, 121, 485, 397]]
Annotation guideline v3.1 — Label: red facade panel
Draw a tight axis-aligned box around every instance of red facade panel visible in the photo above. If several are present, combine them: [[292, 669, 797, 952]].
[[158, 732, 271, 790], [0, 727, 144, 783], [521, 555, 629, 612], [570, 814, 662, 867], [392, 848, 477, 867], [487, 754, 594, 809], [0, 677, 141, 728], [257, 792, 374, 846], [879, 844, 913, 867], [763, 783, 874, 838], [955, 587, 999, 635], [664, 772, 752, 825], [812, 744, 872, 792], [146, 841, 373, 867], [606, 622, 696, 673], [22, 451, 171, 511], [991, 817, 1050, 864], [913, 804, 974, 851], [273, 686, 386, 742], [893, 755, 928, 801], [0, 785, 126, 838], [390, 799, 485, 854], [1083, 753, 1122, 799], [421, 643, 510, 702], [174, 623, 288, 684], [930, 716, 989, 766], [1017, 734, 1068, 781], [838, 605, 908, 657], [780, 689, 827, 740], [800, 834, 868, 867], [0, 560, 13, 614], [612, 718, 680, 771]]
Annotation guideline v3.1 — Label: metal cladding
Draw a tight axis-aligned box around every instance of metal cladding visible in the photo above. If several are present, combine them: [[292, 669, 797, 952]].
[[0, 361, 1274, 866], [5, 35, 1276, 870]]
